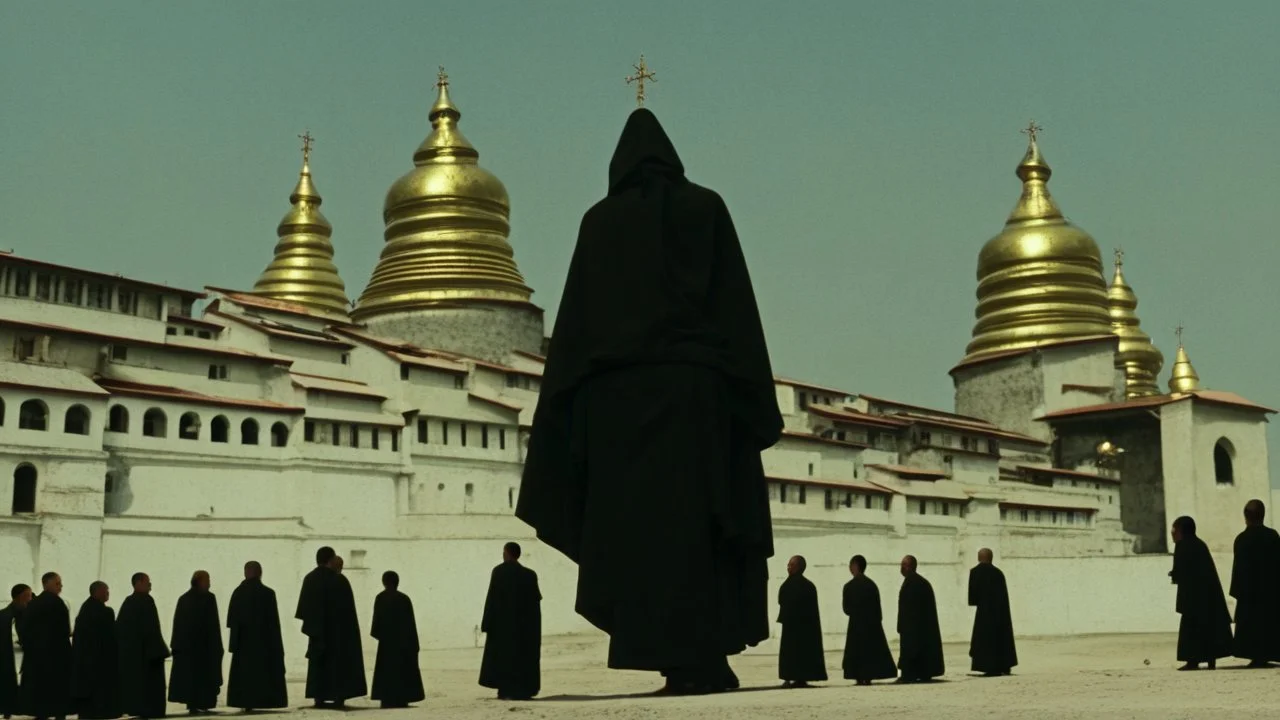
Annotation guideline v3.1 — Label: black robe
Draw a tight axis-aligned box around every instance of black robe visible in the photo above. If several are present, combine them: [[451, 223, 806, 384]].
[[841, 575, 897, 682], [897, 573, 945, 681], [294, 566, 366, 702], [478, 562, 541, 699], [968, 563, 1017, 674], [0, 605, 22, 717], [1171, 534, 1233, 662], [226, 579, 288, 710], [370, 589, 425, 705], [168, 589, 223, 709], [1229, 524, 1280, 662], [18, 590, 72, 717], [116, 592, 169, 718], [516, 108, 782, 678], [71, 598, 120, 719], [777, 574, 827, 681]]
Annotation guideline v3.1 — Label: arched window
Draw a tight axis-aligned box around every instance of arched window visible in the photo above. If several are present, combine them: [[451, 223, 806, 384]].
[[1214, 438, 1235, 485], [12, 464, 37, 513], [241, 418, 259, 445], [210, 415, 229, 443], [270, 422, 289, 447], [64, 404, 91, 435], [18, 400, 48, 431], [142, 408, 167, 438], [179, 412, 201, 440], [108, 405, 129, 433]]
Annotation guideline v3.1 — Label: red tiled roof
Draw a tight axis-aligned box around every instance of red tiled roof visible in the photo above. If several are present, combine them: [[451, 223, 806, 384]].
[[0, 250, 206, 299], [808, 405, 910, 428], [765, 475, 894, 495], [865, 464, 950, 480], [0, 318, 293, 366], [949, 335, 1120, 375], [94, 377, 305, 413], [289, 372, 387, 400], [865, 479, 971, 502], [779, 430, 871, 449], [468, 393, 523, 414], [512, 350, 546, 363], [901, 413, 1046, 445], [854, 394, 987, 423], [1037, 391, 1275, 421], [1061, 383, 1112, 394], [205, 289, 356, 325], [166, 314, 224, 331], [1017, 465, 1121, 484], [999, 500, 1098, 514], [776, 377, 854, 398], [209, 311, 353, 349]]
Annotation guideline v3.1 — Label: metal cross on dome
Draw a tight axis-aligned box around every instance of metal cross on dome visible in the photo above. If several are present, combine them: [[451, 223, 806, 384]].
[[626, 54, 656, 107], [1021, 120, 1043, 143], [298, 130, 315, 164]]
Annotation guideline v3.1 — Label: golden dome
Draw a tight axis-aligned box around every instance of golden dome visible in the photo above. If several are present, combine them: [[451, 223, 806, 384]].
[[251, 133, 352, 319], [1168, 331, 1201, 394], [352, 68, 532, 321], [962, 125, 1113, 364], [1107, 249, 1163, 398]]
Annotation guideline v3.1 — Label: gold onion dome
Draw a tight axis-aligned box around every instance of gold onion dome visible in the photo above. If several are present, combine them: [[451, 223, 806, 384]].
[[1168, 331, 1202, 394], [352, 68, 532, 321], [1107, 249, 1163, 398], [962, 124, 1113, 364], [251, 133, 352, 319]]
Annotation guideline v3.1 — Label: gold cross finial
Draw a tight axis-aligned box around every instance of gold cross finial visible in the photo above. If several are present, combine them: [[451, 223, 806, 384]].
[[1021, 120, 1043, 144], [1114, 247, 1124, 268], [626, 54, 657, 107], [1175, 323, 1185, 347], [298, 130, 315, 165], [436, 66, 449, 90]]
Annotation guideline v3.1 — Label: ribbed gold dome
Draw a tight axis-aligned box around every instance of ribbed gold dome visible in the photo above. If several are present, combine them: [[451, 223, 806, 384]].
[[1107, 250, 1163, 398], [251, 134, 352, 319], [1168, 337, 1202, 394], [962, 127, 1113, 364], [352, 68, 532, 321]]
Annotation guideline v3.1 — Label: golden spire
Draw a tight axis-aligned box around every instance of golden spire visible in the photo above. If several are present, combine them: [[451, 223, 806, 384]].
[[1168, 324, 1202, 394], [961, 122, 1112, 364], [251, 132, 352, 319], [626, 54, 657, 107], [1107, 248, 1163, 398], [352, 68, 532, 321]]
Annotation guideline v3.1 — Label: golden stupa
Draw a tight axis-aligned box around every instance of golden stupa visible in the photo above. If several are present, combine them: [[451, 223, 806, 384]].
[[1107, 249, 1163, 398], [352, 68, 532, 321], [1168, 327, 1202, 394], [251, 132, 352, 319], [962, 123, 1113, 364]]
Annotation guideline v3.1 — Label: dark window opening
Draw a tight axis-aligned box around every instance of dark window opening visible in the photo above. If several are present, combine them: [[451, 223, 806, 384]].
[[64, 405, 91, 435], [12, 464, 37, 513], [179, 412, 200, 440], [304, 420, 315, 442], [18, 400, 48, 431], [210, 415, 229, 443], [271, 422, 288, 447], [143, 408, 167, 437], [242, 419, 260, 445]]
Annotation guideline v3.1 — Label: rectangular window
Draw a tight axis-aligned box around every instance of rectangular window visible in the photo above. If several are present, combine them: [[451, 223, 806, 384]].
[[14, 269, 30, 296], [844, 492, 853, 508], [183, 327, 195, 336], [864, 494, 872, 510], [417, 418, 428, 443], [1034, 510, 1043, 523], [400, 365, 410, 380], [807, 463, 814, 476], [63, 278, 82, 304], [197, 330, 212, 340], [166, 327, 177, 336], [941, 502, 951, 516], [453, 375, 465, 389], [349, 424, 359, 448], [779, 484, 788, 503], [798, 485, 807, 504], [824, 490, 834, 510], [371, 428, 380, 450], [919, 431, 932, 445], [35, 274, 51, 300], [1001, 508, 1007, 520], [340, 353, 350, 365], [89, 283, 106, 308], [460, 423, 468, 447], [111, 345, 128, 361], [16, 336, 36, 361], [207, 364, 227, 380], [1020, 509, 1028, 522], [331, 423, 341, 446], [506, 373, 518, 388], [304, 420, 315, 442], [390, 430, 398, 452], [481, 424, 490, 449], [441, 421, 449, 445], [117, 289, 137, 314], [918, 500, 927, 515], [499, 427, 506, 450]]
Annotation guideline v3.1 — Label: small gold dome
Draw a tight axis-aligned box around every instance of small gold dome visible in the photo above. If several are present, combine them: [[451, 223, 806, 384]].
[[962, 127, 1113, 364], [1168, 335, 1202, 394], [1107, 250, 1163, 398]]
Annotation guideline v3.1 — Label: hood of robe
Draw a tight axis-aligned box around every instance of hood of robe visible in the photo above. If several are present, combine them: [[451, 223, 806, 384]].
[[607, 109, 685, 193]]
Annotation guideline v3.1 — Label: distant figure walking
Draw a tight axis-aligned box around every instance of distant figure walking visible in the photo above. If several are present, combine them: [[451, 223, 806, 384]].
[[70, 581, 120, 719], [777, 556, 827, 687], [967, 548, 1017, 676], [841, 555, 897, 686], [116, 572, 169, 718], [1169, 516, 1233, 670], [226, 561, 288, 711], [370, 571, 426, 708], [896, 556, 945, 683], [295, 546, 367, 708], [168, 571, 224, 713], [479, 542, 542, 701], [1229, 500, 1280, 667], [19, 571, 72, 719]]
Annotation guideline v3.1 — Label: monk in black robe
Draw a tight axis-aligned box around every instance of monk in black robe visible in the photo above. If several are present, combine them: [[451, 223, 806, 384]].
[[517, 107, 782, 695], [19, 571, 72, 719], [841, 555, 897, 686], [168, 571, 223, 712], [71, 581, 120, 719], [226, 561, 287, 711], [371, 571, 425, 708], [896, 555, 944, 683], [968, 548, 1017, 676], [479, 543, 541, 700], [1170, 515, 1233, 670], [1229, 500, 1280, 667], [777, 556, 827, 687], [116, 572, 169, 718], [295, 546, 366, 707], [0, 584, 32, 720]]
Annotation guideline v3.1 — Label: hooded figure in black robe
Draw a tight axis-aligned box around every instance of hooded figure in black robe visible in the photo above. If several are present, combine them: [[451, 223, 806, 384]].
[[896, 556, 944, 683], [967, 549, 1017, 676], [19, 572, 72, 719], [1170, 516, 1233, 670], [478, 543, 541, 700], [1229, 500, 1280, 666], [370, 571, 425, 708], [168, 571, 223, 712], [776, 556, 827, 686], [116, 572, 169, 718], [841, 555, 897, 685], [0, 584, 32, 720], [516, 107, 782, 694], [226, 561, 287, 710], [295, 546, 367, 707], [71, 582, 120, 719]]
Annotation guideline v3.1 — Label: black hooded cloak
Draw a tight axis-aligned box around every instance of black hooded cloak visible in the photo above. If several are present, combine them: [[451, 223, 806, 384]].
[[1170, 519, 1233, 663], [116, 592, 169, 718], [168, 587, 224, 709], [516, 109, 782, 683], [841, 575, 897, 683], [226, 578, 288, 710], [897, 572, 945, 682], [968, 562, 1017, 674], [18, 590, 72, 718], [0, 603, 21, 718], [370, 589, 425, 706], [71, 597, 120, 719], [1229, 524, 1280, 662], [776, 574, 827, 682], [295, 567, 366, 702], [478, 561, 541, 700]]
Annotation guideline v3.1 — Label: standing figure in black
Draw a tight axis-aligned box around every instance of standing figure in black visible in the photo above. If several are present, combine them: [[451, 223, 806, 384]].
[[841, 555, 897, 686], [70, 581, 120, 719], [1170, 515, 1233, 670], [116, 572, 169, 719], [295, 546, 366, 708], [168, 571, 223, 713], [1229, 499, 1280, 667], [478, 542, 542, 701], [0, 584, 32, 720], [967, 548, 1017, 677], [896, 555, 945, 683], [19, 571, 72, 720], [516, 108, 782, 694], [370, 571, 425, 708], [776, 556, 826, 688], [226, 561, 288, 711]]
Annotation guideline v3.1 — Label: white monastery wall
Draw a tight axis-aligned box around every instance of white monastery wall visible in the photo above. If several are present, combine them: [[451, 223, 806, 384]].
[[1039, 343, 1124, 414]]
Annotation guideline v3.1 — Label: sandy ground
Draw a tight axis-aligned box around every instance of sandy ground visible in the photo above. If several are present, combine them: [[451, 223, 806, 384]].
[[158, 633, 1280, 720]]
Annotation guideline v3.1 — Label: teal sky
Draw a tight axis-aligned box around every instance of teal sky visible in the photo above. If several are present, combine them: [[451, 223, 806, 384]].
[[3, 2, 1279, 485]]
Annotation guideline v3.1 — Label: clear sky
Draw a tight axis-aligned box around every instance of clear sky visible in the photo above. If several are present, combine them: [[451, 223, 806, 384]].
[[3, 1, 1278, 485]]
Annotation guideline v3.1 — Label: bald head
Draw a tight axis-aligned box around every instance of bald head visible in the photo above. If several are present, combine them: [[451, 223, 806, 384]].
[[787, 555, 807, 576], [1245, 499, 1266, 526], [191, 570, 210, 591], [900, 555, 917, 577], [978, 548, 994, 564], [244, 561, 262, 580]]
